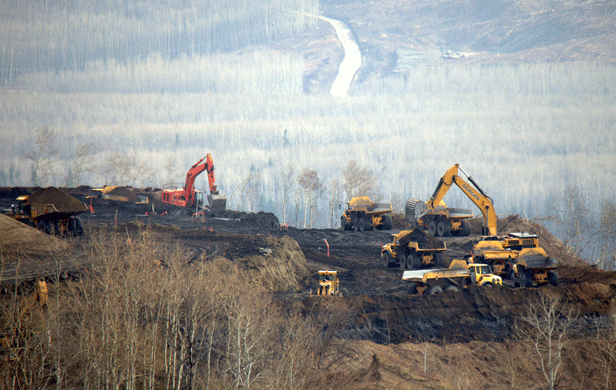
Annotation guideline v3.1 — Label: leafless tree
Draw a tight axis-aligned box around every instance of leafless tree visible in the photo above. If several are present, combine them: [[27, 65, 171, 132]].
[[516, 291, 578, 390], [342, 160, 377, 200], [297, 168, 323, 228], [326, 178, 343, 228], [65, 141, 97, 186], [24, 126, 58, 186], [278, 164, 296, 225]]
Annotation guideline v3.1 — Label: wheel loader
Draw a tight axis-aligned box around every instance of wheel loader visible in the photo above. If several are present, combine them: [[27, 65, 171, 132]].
[[5, 187, 88, 237], [381, 229, 446, 270], [341, 196, 393, 232]]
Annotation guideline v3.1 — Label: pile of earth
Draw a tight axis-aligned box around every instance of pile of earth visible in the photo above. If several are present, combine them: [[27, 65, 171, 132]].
[[0, 214, 69, 284], [398, 228, 445, 249], [117, 221, 309, 292], [28, 187, 88, 212], [106, 186, 140, 202]]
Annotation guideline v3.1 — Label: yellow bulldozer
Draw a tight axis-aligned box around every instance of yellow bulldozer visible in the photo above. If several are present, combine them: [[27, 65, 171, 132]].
[[312, 270, 345, 296]]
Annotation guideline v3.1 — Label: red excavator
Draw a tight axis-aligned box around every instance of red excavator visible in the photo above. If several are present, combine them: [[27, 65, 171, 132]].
[[161, 154, 227, 213]]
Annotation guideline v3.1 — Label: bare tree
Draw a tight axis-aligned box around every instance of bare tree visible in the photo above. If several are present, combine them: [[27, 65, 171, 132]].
[[279, 164, 295, 225], [326, 178, 343, 229], [516, 291, 578, 390], [297, 168, 323, 228], [103, 151, 155, 186], [25, 126, 58, 186], [598, 201, 616, 271], [341, 160, 377, 200], [65, 141, 97, 186], [163, 155, 182, 189]]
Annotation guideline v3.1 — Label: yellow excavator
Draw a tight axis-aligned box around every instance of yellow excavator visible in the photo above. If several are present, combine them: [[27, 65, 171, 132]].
[[406, 164, 497, 236], [406, 164, 558, 287]]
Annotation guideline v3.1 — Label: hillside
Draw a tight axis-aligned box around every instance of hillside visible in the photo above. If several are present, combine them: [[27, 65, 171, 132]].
[[288, 0, 616, 92], [2, 187, 616, 388]]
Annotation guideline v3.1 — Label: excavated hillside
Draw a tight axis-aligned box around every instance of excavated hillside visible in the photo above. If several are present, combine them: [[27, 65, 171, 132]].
[[2, 186, 616, 388]]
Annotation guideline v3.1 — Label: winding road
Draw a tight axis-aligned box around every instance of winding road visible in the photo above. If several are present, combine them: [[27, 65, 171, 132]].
[[318, 15, 362, 97]]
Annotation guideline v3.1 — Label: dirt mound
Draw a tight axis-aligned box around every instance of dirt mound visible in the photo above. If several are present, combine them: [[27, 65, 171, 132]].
[[117, 221, 308, 292], [29, 187, 88, 211], [400, 228, 445, 249], [106, 186, 140, 202], [0, 214, 69, 284]]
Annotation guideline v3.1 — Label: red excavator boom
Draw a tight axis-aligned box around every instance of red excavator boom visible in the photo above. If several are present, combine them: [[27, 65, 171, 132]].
[[161, 153, 227, 212]]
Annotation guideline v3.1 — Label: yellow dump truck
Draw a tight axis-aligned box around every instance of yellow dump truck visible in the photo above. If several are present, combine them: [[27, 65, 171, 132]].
[[381, 229, 446, 269], [402, 259, 502, 295], [341, 196, 393, 232], [6, 187, 88, 237], [473, 232, 558, 287]]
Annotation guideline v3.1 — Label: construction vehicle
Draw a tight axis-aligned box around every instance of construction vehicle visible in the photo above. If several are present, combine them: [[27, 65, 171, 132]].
[[312, 270, 343, 296], [341, 196, 393, 232], [381, 229, 446, 269], [406, 163, 496, 236], [161, 153, 227, 213], [473, 232, 559, 287], [5, 187, 88, 237], [402, 259, 502, 295]]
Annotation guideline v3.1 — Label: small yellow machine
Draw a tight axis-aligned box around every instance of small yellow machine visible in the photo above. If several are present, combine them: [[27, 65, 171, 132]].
[[313, 270, 343, 296]]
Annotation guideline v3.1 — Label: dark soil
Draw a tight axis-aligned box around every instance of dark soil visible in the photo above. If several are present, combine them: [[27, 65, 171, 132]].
[[3, 186, 615, 347]]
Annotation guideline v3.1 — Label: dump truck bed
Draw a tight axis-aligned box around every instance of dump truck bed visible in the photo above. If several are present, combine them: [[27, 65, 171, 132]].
[[446, 207, 473, 218], [402, 260, 469, 283]]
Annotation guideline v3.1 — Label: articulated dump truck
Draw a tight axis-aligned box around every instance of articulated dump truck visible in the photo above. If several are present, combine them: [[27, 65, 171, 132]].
[[473, 233, 559, 287], [381, 229, 446, 269], [341, 196, 393, 232], [402, 259, 502, 295]]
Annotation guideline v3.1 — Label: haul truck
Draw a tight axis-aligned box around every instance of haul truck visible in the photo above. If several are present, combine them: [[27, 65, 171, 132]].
[[473, 232, 559, 287], [6, 187, 88, 237], [381, 229, 446, 269], [341, 196, 393, 232], [402, 259, 502, 295]]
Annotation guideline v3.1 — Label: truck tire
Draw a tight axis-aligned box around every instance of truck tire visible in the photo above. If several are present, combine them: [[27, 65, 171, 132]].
[[434, 253, 445, 268], [519, 269, 533, 287], [426, 286, 443, 295], [444, 285, 459, 292], [381, 214, 393, 230], [341, 216, 349, 231], [37, 220, 52, 235], [408, 254, 421, 270], [436, 220, 451, 237], [548, 270, 559, 286], [428, 220, 437, 236], [482, 282, 493, 288], [461, 219, 471, 236], [400, 254, 408, 269], [383, 251, 394, 268], [358, 217, 366, 232], [70, 217, 84, 237]]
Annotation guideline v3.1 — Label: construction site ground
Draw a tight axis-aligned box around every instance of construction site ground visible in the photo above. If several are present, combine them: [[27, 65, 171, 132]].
[[2, 186, 615, 389]]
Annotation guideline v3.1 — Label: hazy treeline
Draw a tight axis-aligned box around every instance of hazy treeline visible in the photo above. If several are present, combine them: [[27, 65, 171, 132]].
[[0, 0, 318, 87]]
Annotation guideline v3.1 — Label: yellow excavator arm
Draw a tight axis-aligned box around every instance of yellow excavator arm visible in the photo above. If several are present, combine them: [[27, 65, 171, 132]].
[[424, 164, 497, 236]]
